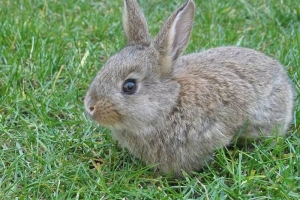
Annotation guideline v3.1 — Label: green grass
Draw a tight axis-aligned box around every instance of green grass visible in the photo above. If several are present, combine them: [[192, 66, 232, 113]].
[[0, 0, 299, 199]]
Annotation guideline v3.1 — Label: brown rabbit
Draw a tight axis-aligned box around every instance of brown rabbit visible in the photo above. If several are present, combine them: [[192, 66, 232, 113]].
[[84, 0, 295, 177]]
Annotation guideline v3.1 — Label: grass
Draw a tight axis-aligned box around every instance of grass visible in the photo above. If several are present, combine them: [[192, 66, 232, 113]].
[[0, 0, 299, 199]]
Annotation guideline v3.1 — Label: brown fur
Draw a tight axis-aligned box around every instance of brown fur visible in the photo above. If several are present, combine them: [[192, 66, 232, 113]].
[[84, 0, 295, 177]]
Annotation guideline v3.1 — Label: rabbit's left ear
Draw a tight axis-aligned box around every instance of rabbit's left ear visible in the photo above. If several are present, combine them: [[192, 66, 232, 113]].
[[123, 0, 151, 46], [153, 0, 195, 61]]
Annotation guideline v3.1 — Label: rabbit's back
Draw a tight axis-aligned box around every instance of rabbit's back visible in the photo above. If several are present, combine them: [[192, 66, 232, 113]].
[[174, 46, 294, 138]]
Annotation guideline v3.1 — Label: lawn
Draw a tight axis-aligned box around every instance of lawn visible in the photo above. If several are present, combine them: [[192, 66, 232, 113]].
[[0, 0, 299, 199]]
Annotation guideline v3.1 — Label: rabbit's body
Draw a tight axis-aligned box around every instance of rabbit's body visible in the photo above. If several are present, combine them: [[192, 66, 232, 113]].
[[107, 46, 294, 176], [84, 0, 294, 177]]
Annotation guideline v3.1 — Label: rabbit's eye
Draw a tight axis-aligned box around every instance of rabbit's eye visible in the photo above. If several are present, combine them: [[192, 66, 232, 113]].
[[122, 79, 137, 94]]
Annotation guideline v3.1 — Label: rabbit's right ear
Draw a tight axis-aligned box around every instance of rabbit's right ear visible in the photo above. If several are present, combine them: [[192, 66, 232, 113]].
[[123, 0, 151, 46], [153, 0, 195, 65]]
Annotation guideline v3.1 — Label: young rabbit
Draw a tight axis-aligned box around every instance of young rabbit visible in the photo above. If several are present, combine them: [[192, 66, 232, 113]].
[[84, 0, 295, 177]]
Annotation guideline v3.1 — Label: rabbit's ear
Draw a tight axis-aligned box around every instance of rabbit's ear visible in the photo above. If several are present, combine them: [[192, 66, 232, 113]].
[[154, 0, 195, 60], [123, 0, 151, 46]]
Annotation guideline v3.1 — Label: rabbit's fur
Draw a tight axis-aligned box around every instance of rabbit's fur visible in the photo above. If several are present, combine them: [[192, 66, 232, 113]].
[[84, 0, 295, 177]]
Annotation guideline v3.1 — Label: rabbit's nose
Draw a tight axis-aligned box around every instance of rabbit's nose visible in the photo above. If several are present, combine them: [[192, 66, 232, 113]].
[[85, 103, 96, 118], [84, 95, 95, 116], [89, 106, 95, 112], [84, 96, 120, 125]]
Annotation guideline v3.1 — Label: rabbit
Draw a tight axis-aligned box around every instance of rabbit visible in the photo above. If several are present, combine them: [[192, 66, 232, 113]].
[[84, 0, 295, 177]]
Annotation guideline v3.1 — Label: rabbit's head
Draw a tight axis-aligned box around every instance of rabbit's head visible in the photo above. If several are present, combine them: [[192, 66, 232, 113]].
[[84, 0, 195, 133]]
